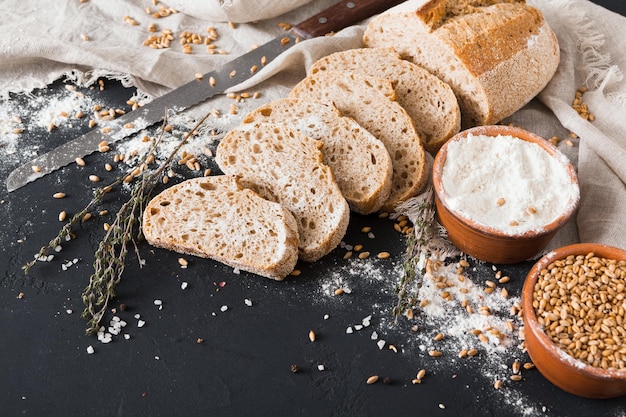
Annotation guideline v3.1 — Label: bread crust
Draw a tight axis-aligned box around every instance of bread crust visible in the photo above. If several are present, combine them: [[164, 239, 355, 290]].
[[309, 47, 460, 153], [215, 123, 350, 262], [142, 175, 300, 280], [242, 98, 393, 214], [363, 1, 559, 127], [290, 70, 428, 211], [415, 0, 525, 31]]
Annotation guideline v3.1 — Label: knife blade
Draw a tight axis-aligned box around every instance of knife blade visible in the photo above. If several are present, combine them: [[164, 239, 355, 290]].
[[6, 0, 403, 192]]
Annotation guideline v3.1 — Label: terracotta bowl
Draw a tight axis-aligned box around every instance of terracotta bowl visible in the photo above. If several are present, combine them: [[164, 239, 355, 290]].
[[522, 243, 626, 399], [432, 125, 579, 264]]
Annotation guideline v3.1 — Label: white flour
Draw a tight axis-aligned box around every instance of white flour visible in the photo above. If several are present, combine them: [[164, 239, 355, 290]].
[[311, 247, 545, 415], [0, 85, 100, 166], [441, 133, 579, 235]]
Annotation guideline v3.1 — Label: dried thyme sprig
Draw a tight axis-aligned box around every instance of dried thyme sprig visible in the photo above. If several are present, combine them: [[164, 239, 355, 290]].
[[81, 112, 213, 335], [81, 170, 155, 335], [391, 186, 437, 322], [25, 110, 213, 335], [23, 182, 121, 274]]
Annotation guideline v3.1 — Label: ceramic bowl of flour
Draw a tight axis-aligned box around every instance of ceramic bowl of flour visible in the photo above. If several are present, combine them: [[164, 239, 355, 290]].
[[432, 125, 580, 264]]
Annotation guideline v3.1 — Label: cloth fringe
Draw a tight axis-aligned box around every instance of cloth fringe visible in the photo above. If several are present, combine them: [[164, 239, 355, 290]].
[[551, 0, 624, 94]]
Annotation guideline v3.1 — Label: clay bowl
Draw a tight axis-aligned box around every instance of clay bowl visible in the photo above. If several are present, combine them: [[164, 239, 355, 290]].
[[432, 125, 579, 264], [522, 243, 626, 398]]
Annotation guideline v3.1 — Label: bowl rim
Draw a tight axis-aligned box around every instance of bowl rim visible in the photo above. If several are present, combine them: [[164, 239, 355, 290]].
[[432, 125, 580, 239], [522, 242, 626, 380]]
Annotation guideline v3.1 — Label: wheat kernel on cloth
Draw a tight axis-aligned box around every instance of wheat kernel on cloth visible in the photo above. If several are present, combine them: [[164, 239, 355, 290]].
[[440, 134, 579, 235]]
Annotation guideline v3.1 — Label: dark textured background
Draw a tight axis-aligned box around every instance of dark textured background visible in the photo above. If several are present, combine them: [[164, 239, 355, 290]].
[[1, 1, 625, 416]]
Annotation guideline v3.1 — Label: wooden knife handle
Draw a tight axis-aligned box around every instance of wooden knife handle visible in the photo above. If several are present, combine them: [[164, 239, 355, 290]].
[[292, 0, 405, 39]]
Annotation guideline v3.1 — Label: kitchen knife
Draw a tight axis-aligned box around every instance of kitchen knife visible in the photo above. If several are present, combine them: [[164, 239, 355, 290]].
[[6, 0, 404, 192]]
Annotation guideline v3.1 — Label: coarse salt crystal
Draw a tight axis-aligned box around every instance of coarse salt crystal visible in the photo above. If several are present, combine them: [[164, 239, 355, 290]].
[[137, 320, 146, 328], [377, 340, 386, 350], [244, 298, 252, 307], [317, 364, 325, 371], [220, 305, 228, 312], [181, 282, 188, 290], [346, 327, 353, 334], [371, 331, 378, 340], [86, 345, 95, 354], [154, 299, 162, 306]]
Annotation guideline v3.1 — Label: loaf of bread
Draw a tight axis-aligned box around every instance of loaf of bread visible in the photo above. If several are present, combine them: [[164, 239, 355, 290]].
[[289, 70, 427, 212], [242, 98, 393, 214], [309, 47, 460, 154], [363, 0, 559, 128], [142, 175, 299, 280], [215, 122, 350, 262]]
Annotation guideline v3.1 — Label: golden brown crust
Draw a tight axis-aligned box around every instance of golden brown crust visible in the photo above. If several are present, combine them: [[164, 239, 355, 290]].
[[438, 3, 543, 77], [415, 0, 525, 31], [363, 1, 559, 127]]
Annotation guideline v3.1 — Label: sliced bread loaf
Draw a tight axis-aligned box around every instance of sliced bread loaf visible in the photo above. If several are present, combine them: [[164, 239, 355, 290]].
[[363, 0, 559, 128], [142, 175, 299, 280], [309, 47, 460, 154], [242, 98, 393, 215], [215, 122, 350, 262], [289, 70, 427, 212]]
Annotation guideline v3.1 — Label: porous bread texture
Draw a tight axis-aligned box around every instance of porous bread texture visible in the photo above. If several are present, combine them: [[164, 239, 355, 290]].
[[289, 70, 427, 212], [215, 122, 350, 262], [363, 1, 559, 128], [242, 98, 393, 214], [309, 47, 460, 154], [142, 175, 299, 280]]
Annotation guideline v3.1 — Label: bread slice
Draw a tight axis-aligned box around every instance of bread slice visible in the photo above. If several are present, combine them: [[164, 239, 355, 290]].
[[242, 98, 393, 214], [215, 122, 350, 262], [289, 70, 427, 212], [363, 0, 559, 128], [309, 47, 460, 154], [142, 175, 299, 280]]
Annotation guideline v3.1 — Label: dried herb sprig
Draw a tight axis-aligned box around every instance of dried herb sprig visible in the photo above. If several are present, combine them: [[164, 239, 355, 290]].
[[25, 110, 213, 335], [81, 112, 213, 335], [391, 186, 438, 322], [81, 169, 155, 335], [23, 181, 121, 274]]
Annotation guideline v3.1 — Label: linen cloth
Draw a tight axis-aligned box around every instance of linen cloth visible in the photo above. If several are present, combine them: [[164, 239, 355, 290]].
[[0, 0, 624, 252]]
